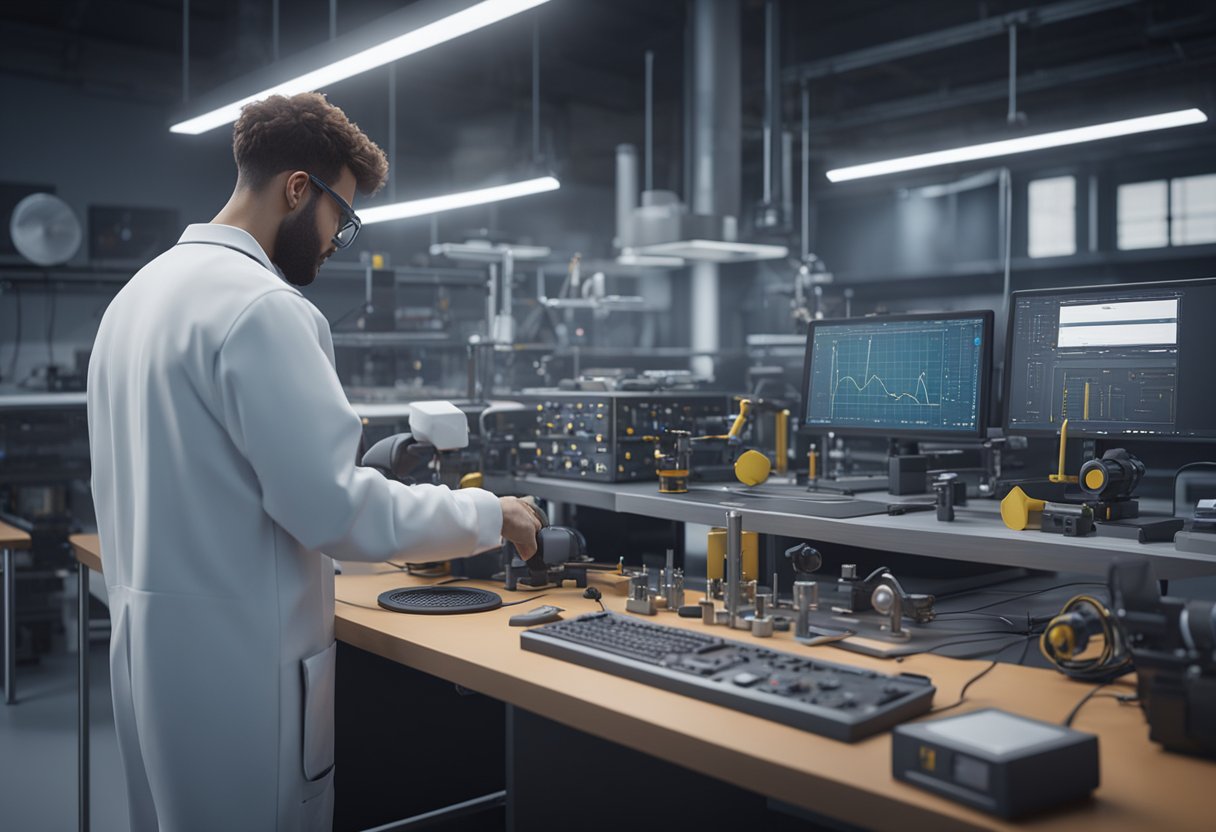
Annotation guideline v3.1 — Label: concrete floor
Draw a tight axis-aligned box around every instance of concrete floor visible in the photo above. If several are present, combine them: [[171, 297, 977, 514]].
[[0, 641, 130, 832]]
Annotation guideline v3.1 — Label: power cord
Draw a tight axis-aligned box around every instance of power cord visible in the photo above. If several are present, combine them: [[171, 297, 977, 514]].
[[935, 582, 1106, 616], [584, 586, 605, 611], [928, 634, 1037, 715]]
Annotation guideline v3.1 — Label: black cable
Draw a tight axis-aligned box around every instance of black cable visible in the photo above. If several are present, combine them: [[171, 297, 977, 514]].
[[930, 635, 1035, 715], [1063, 682, 1110, 727], [336, 597, 382, 611], [1173, 462, 1216, 516], [937, 582, 1107, 616], [502, 594, 548, 607]]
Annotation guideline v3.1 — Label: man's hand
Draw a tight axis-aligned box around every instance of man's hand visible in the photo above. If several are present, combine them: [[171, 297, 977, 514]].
[[499, 496, 543, 560]]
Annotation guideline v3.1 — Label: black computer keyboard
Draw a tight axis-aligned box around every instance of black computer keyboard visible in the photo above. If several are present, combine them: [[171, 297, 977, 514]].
[[520, 611, 935, 742]]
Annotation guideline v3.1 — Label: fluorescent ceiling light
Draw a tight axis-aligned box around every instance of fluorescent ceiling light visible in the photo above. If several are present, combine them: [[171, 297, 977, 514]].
[[616, 251, 687, 268], [429, 242, 552, 262], [361, 176, 559, 224], [826, 108, 1208, 183], [170, 0, 550, 134], [633, 239, 789, 263]]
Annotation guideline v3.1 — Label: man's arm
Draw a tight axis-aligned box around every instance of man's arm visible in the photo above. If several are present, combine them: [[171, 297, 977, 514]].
[[214, 289, 517, 562]]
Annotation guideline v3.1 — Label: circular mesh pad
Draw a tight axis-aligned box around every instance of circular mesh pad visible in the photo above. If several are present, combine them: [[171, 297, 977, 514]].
[[377, 585, 503, 615]]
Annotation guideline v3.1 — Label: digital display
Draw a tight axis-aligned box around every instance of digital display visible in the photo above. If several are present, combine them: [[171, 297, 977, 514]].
[[1005, 279, 1216, 439], [803, 312, 992, 437]]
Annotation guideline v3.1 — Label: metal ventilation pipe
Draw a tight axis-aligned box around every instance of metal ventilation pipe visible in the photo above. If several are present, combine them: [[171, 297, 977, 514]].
[[615, 143, 639, 251], [759, 0, 784, 228], [689, 0, 740, 376]]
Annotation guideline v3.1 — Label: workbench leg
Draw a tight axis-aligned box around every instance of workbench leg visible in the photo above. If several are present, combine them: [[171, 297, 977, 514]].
[[3, 546, 14, 705], [78, 561, 90, 832]]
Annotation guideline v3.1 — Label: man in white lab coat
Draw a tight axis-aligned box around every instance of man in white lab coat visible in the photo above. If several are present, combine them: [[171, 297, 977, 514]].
[[87, 92, 542, 831]]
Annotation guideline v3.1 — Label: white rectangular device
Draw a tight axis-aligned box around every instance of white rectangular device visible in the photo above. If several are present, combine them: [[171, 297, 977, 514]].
[[407, 401, 469, 451]]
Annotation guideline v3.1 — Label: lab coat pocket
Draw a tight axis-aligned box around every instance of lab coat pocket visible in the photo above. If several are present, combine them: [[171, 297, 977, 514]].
[[299, 765, 335, 832], [301, 641, 338, 782]]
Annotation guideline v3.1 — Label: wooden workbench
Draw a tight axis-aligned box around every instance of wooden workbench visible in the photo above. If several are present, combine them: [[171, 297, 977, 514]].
[[70, 534, 1213, 831]]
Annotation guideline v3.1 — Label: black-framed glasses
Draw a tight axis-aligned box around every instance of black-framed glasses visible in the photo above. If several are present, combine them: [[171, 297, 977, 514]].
[[308, 174, 362, 249]]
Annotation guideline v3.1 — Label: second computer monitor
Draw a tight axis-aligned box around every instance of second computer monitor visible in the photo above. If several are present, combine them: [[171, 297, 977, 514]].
[[802, 311, 994, 438]]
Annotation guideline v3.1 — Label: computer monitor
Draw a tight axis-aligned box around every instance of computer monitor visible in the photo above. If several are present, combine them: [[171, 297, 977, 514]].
[[1004, 277, 1216, 440], [802, 311, 994, 438]]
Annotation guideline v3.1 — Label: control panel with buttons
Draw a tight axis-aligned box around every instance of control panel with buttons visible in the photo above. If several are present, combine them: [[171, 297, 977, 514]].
[[513, 392, 729, 482]]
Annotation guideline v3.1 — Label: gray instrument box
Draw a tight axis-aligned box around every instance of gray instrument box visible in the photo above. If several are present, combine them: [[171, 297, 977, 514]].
[[892, 708, 1099, 818]]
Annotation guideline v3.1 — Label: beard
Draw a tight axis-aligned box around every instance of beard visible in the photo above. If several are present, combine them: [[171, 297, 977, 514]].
[[272, 198, 325, 287]]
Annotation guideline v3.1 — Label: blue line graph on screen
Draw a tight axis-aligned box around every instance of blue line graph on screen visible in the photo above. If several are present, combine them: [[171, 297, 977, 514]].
[[828, 329, 945, 420], [804, 316, 984, 433]]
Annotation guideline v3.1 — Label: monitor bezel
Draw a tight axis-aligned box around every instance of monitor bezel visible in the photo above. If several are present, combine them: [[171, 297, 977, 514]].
[[1002, 276, 1216, 442], [801, 309, 994, 440]]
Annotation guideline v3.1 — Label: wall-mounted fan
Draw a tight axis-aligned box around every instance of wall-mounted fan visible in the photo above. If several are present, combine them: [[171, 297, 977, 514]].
[[9, 193, 82, 266]]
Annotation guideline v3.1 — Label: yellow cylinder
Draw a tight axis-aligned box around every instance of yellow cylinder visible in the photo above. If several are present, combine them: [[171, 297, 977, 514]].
[[707, 527, 759, 581]]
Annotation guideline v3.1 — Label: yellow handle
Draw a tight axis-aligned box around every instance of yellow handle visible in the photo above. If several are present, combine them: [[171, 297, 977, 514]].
[[1049, 418, 1079, 484], [728, 398, 753, 440]]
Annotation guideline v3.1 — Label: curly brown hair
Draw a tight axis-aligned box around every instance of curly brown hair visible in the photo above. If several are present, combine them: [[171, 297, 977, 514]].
[[232, 92, 388, 195]]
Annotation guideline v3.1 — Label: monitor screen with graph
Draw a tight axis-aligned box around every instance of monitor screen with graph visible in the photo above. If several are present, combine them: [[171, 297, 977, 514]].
[[802, 311, 993, 438], [1004, 277, 1216, 440]]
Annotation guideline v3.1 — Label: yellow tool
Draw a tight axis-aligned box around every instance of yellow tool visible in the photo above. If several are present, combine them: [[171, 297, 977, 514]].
[[1048, 419, 1079, 484], [734, 449, 772, 486], [1000, 486, 1047, 530], [707, 527, 758, 581], [459, 472, 485, 489]]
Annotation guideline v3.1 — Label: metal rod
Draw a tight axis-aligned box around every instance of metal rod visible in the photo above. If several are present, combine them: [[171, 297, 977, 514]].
[[181, 0, 189, 103], [1007, 23, 1018, 124], [272, 0, 279, 61], [1000, 167, 1013, 328], [532, 18, 541, 164], [762, 0, 778, 206], [78, 562, 90, 832], [725, 510, 742, 625], [388, 63, 397, 202], [329, 0, 337, 40], [800, 82, 810, 261], [3, 547, 13, 705], [644, 50, 654, 192], [785, 0, 1139, 83]]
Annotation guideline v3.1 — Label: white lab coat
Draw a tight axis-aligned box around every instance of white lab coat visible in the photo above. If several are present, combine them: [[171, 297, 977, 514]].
[[86, 223, 503, 832]]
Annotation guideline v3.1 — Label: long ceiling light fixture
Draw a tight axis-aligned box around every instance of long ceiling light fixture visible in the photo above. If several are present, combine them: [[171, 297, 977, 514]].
[[170, 0, 550, 135], [826, 108, 1208, 183], [360, 176, 560, 224]]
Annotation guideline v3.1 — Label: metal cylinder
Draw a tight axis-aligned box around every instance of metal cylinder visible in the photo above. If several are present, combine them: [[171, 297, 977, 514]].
[[699, 596, 715, 624], [793, 580, 818, 641], [725, 510, 743, 625], [615, 144, 639, 251], [669, 570, 685, 610]]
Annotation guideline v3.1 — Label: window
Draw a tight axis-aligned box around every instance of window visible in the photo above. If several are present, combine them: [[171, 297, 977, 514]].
[[1171, 174, 1216, 246], [1118, 174, 1216, 250], [1027, 176, 1076, 258], [1117, 181, 1168, 250]]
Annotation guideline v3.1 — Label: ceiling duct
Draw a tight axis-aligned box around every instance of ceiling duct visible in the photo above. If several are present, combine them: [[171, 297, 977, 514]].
[[615, 18, 786, 266]]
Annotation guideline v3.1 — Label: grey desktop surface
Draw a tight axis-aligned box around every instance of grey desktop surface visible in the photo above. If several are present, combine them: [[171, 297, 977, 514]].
[[488, 474, 1216, 580]]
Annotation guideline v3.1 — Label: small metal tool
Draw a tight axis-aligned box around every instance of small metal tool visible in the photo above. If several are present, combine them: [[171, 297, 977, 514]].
[[626, 573, 656, 615], [751, 592, 774, 637]]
